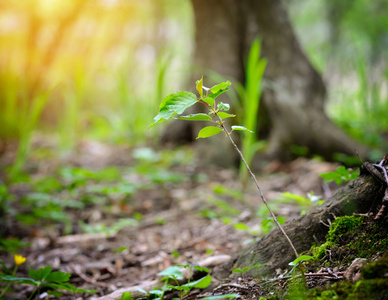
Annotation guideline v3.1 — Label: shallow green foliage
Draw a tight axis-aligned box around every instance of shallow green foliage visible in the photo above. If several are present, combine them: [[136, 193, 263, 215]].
[[154, 264, 212, 299], [236, 39, 267, 186], [281, 191, 324, 213], [319, 166, 359, 185], [232, 264, 264, 275], [0, 265, 96, 298], [0, 238, 29, 254], [158, 266, 184, 281], [120, 291, 133, 300], [260, 217, 285, 235]]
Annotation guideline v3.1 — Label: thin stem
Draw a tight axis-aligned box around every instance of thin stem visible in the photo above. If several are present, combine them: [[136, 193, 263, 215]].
[[0, 265, 18, 298], [218, 119, 299, 258]]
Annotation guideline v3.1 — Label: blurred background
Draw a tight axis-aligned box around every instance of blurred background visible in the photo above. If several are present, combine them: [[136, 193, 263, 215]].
[[0, 0, 387, 173]]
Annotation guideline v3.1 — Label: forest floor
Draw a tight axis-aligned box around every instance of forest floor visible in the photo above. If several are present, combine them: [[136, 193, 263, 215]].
[[0, 139, 371, 299]]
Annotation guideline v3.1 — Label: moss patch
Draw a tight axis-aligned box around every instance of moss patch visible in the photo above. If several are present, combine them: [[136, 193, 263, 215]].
[[310, 215, 388, 265], [306, 279, 388, 299], [256, 215, 388, 299]]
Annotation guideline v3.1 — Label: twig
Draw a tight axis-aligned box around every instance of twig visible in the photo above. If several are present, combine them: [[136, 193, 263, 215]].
[[261, 271, 345, 285], [213, 282, 250, 291], [70, 264, 110, 288], [219, 120, 299, 258]]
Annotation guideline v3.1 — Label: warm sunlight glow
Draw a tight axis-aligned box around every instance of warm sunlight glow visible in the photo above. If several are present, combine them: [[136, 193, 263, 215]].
[[38, 0, 75, 17]]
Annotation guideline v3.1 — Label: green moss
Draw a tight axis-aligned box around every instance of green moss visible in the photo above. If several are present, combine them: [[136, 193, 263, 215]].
[[306, 279, 388, 299], [309, 215, 388, 264], [362, 251, 388, 280], [326, 216, 364, 243], [311, 241, 335, 259], [274, 216, 388, 300]]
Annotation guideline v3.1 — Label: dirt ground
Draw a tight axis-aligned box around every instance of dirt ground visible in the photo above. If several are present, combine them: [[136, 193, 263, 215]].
[[0, 139, 350, 299]]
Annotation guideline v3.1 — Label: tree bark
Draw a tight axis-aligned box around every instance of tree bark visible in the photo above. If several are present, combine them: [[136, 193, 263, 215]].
[[161, 0, 369, 163], [213, 168, 385, 279]]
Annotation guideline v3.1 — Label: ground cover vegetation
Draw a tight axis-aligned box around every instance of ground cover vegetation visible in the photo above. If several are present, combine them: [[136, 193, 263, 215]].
[[1, 0, 388, 299]]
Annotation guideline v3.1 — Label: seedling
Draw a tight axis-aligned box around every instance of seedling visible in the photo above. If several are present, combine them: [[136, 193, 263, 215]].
[[0, 256, 95, 299], [154, 265, 212, 299], [150, 78, 299, 258], [232, 264, 264, 278], [288, 255, 314, 278]]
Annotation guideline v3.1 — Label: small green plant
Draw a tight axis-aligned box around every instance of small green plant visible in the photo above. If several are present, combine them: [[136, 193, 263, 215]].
[[78, 218, 137, 235], [232, 264, 264, 278], [0, 238, 29, 254], [261, 216, 285, 235], [8, 90, 53, 180], [150, 78, 299, 258], [0, 255, 95, 299], [319, 166, 359, 185], [144, 265, 212, 299], [281, 191, 324, 214], [235, 39, 267, 187]]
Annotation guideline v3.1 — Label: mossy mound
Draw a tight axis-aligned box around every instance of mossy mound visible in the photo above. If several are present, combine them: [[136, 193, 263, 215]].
[[264, 215, 388, 299], [310, 215, 388, 265], [305, 215, 388, 299]]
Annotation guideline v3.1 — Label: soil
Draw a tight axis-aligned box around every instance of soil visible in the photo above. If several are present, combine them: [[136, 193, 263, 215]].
[[1, 139, 386, 299]]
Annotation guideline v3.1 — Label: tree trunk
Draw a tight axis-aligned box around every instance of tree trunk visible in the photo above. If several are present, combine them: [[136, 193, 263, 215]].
[[213, 167, 385, 279], [161, 0, 369, 164]]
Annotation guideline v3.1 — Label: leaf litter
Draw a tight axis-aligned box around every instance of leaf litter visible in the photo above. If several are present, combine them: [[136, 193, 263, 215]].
[[0, 139, 342, 299]]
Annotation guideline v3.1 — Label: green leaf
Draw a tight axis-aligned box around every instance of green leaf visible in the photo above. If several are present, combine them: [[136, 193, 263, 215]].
[[242, 266, 251, 272], [217, 102, 230, 111], [29, 266, 52, 281], [136, 288, 147, 294], [231, 126, 254, 133], [42, 282, 96, 293], [234, 223, 249, 231], [197, 126, 223, 139], [196, 76, 204, 97], [217, 112, 235, 120], [158, 266, 184, 280], [46, 271, 71, 283], [251, 264, 265, 269], [179, 113, 213, 121], [232, 268, 243, 274], [149, 289, 164, 296], [1, 276, 38, 285], [167, 284, 191, 291], [182, 275, 212, 288], [202, 97, 215, 106], [171, 250, 180, 258], [210, 81, 231, 94], [208, 88, 229, 100], [289, 255, 314, 266], [120, 292, 133, 300], [47, 290, 63, 297], [319, 166, 359, 185], [150, 91, 198, 127], [194, 266, 210, 273]]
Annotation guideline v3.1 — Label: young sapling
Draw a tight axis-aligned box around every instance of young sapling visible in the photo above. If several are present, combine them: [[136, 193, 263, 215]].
[[150, 77, 299, 258]]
